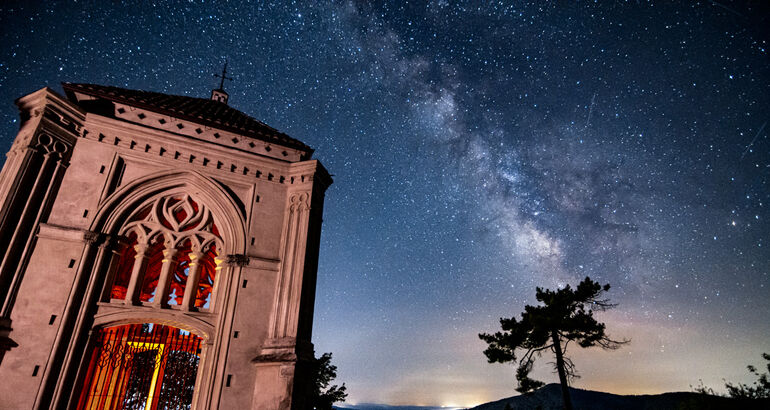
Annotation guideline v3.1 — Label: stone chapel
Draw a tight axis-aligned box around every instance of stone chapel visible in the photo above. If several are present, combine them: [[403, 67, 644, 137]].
[[0, 76, 332, 409]]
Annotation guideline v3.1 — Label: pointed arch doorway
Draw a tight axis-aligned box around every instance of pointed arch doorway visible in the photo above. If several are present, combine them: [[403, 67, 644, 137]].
[[77, 323, 203, 410]]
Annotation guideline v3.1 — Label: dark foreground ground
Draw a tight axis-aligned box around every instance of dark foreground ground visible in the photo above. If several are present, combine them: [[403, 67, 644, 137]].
[[336, 383, 770, 410], [471, 383, 770, 410]]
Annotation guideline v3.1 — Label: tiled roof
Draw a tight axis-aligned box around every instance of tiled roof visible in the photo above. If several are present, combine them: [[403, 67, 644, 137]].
[[62, 82, 312, 154]]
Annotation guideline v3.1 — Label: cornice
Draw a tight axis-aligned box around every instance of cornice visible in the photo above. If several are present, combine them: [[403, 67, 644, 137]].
[[81, 114, 331, 189], [15, 87, 86, 123], [86, 113, 305, 167]]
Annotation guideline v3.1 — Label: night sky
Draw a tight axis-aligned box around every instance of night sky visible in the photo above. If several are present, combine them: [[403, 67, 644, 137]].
[[1, 1, 769, 407]]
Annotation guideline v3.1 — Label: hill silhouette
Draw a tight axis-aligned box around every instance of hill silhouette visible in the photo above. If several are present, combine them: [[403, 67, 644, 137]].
[[336, 405, 459, 410], [469, 383, 769, 410]]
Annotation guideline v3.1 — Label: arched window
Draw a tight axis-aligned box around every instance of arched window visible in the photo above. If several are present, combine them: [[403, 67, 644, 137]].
[[108, 194, 223, 310]]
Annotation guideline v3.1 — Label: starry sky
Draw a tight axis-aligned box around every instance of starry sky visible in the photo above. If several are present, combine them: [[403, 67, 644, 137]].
[[1, 1, 769, 407]]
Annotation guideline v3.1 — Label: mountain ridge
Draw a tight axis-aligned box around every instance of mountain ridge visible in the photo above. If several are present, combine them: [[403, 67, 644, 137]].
[[335, 383, 770, 410], [471, 383, 768, 410]]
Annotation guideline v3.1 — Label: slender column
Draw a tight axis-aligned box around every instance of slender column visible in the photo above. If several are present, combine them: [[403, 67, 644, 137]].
[[181, 251, 204, 310], [270, 192, 311, 339], [192, 340, 212, 408], [124, 243, 149, 305], [153, 246, 179, 308], [99, 238, 131, 302], [205, 256, 239, 408], [0, 146, 39, 234], [206, 256, 224, 311], [68, 329, 98, 409], [0, 151, 52, 270], [1, 154, 67, 316], [0, 150, 51, 305]]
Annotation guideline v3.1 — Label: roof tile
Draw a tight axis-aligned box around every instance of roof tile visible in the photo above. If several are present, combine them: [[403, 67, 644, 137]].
[[61, 82, 312, 154]]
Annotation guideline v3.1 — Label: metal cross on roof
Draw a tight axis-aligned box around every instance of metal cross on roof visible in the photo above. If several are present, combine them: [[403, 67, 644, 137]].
[[214, 60, 233, 90]]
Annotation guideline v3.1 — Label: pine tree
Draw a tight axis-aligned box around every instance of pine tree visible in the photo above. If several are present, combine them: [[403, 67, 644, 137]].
[[309, 352, 348, 410], [479, 277, 628, 410]]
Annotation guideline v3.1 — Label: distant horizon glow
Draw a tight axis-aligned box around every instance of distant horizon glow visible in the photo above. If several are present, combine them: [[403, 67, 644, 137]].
[[0, 1, 768, 407]]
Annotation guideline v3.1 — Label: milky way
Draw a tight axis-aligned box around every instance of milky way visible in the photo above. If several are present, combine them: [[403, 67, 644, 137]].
[[0, 2, 768, 407]]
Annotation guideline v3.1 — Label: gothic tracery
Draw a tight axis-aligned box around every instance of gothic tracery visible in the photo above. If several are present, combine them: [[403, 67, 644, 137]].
[[109, 194, 223, 310]]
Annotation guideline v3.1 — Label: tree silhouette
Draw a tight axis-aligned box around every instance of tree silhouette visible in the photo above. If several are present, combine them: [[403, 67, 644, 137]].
[[724, 353, 770, 400], [479, 277, 628, 410], [309, 352, 348, 410]]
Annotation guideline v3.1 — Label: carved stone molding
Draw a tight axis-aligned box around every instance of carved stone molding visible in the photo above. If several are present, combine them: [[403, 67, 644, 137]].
[[252, 338, 314, 365], [253, 337, 299, 364], [85, 116, 305, 188], [82, 230, 101, 245], [288, 191, 310, 212], [120, 193, 222, 252], [34, 133, 70, 156], [226, 254, 250, 267], [251, 349, 297, 364]]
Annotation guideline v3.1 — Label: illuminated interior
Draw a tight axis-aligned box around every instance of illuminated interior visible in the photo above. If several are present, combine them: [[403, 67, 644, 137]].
[[108, 195, 222, 310], [77, 323, 202, 410]]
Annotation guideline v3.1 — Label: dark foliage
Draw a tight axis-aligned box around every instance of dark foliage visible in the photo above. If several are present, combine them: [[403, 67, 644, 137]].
[[725, 353, 770, 399], [310, 352, 348, 410], [694, 353, 770, 401], [479, 277, 627, 410]]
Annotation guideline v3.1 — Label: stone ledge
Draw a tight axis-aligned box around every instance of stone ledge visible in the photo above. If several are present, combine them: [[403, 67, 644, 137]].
[[37, 223, 98, 243], [253, 337, 314, 365]]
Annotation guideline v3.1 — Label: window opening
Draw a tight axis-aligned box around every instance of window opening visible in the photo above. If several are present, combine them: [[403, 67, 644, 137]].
[[168, 240, 192, 306], [139, 236, 166, 303], [77, 323, 202, 410], [110, 232, 138, 300], [108, 194, 223, 310], [195, 242, 219, 309]]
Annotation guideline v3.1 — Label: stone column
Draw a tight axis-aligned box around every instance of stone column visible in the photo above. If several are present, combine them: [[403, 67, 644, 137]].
[[1, 145, 68, 317], [270, 191, 311, 341], [0, 147, 48, 310], [124, 242, 149, 305], [0, 145, 41, 244], [99, 237, 132, 302], [182, 250, 205, 310], [153, 245, 179, 308]]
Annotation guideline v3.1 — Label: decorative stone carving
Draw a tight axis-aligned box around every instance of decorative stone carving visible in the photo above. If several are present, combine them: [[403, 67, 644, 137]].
[[34, 133, 70, 157], [226, 254, 250, 267], [288, 191, 310, 212], [82, 231, 101, 245], [121, 193, 222, 252], [252, 349, 297, 364]]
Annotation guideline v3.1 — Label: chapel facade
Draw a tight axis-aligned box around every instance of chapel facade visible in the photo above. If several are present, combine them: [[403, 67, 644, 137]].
[[0, 79, 331, 409]]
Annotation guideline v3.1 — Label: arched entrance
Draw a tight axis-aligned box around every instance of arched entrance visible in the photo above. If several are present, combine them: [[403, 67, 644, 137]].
[[77, 323, 203, 410]]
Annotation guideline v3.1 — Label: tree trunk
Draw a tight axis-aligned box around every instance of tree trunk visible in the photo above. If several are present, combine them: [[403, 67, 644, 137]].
[[551, 331, 573, 410]]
